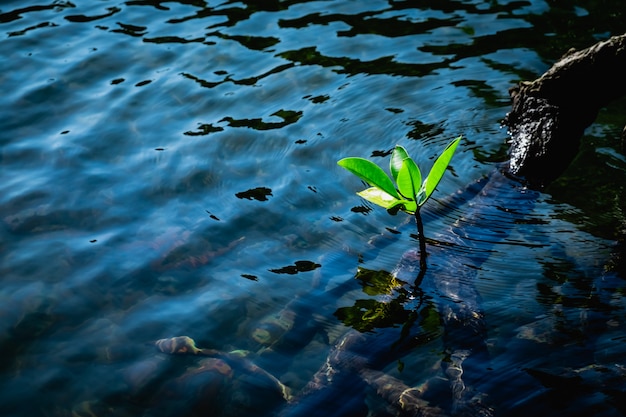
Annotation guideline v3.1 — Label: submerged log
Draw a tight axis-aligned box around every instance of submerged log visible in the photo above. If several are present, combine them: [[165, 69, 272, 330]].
[[503, 33, 626, 187]]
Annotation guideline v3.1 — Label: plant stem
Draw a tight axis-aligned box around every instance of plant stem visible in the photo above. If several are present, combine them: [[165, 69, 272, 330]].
[[414, 209, 427, 272]]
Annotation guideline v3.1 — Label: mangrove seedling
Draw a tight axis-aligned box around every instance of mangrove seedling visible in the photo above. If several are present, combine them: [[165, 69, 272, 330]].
[[337, 136, 462, 271]]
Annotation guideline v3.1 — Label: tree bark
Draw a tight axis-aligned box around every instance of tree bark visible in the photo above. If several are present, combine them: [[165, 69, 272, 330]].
[[503, 33, 626, 187]]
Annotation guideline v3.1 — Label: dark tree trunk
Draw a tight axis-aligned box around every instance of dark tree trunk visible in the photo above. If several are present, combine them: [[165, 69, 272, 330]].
[[503, 33, 626, 187]]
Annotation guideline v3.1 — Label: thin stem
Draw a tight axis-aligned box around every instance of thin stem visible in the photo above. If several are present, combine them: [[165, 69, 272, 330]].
[[414, 209, 427, 273]]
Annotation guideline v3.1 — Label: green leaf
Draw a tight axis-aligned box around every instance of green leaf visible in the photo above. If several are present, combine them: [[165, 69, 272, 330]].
[[387, 197, 417, 215], [416, 189, 427, 207], [390, 146, 410, 182], [398, 199, 417, 214], [396, 157, 421, 201], [357, 187, 405, 209], [338, 157, 400, 199], [420, 136, 462, 206]]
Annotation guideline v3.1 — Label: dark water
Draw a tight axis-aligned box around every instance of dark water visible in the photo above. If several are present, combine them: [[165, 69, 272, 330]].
[[1, 1, 625, 416]]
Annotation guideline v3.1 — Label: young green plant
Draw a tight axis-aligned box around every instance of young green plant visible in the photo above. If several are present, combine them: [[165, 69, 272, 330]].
[[337, 136, 462, 270]]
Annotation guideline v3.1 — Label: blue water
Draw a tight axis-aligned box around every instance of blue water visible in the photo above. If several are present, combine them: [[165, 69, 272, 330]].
[[1, 1, 625, 416]]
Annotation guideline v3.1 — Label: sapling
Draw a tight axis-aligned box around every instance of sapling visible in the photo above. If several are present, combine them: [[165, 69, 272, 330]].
[[337, 136, 462, 271]]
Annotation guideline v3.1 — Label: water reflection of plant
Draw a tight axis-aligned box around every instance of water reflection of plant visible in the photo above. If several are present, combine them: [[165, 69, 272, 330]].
[[338, 137, 462, 275], [334, 267, 441, 336], [334, 268, 410, 332]]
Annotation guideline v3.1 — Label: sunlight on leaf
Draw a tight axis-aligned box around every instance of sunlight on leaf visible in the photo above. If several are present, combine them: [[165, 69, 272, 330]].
[[390, 146, 410, 182], [357, 187, 404, 209]]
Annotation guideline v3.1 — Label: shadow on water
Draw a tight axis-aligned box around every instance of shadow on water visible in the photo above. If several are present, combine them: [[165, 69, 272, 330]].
[[0, 1, 625, 417]]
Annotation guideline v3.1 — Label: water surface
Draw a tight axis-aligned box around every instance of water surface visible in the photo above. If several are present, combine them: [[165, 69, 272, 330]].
[[1, 1, 625, 416]]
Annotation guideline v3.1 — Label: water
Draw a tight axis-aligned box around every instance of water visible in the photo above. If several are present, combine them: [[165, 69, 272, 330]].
[[1, 1, 625, 416]]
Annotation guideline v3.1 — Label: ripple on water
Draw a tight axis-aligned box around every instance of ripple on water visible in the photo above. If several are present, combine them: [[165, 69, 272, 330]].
[[1, 1, 625, 416]]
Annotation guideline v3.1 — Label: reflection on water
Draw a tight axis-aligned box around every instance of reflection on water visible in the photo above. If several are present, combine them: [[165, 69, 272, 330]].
[[1, 1, 625, 416]]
